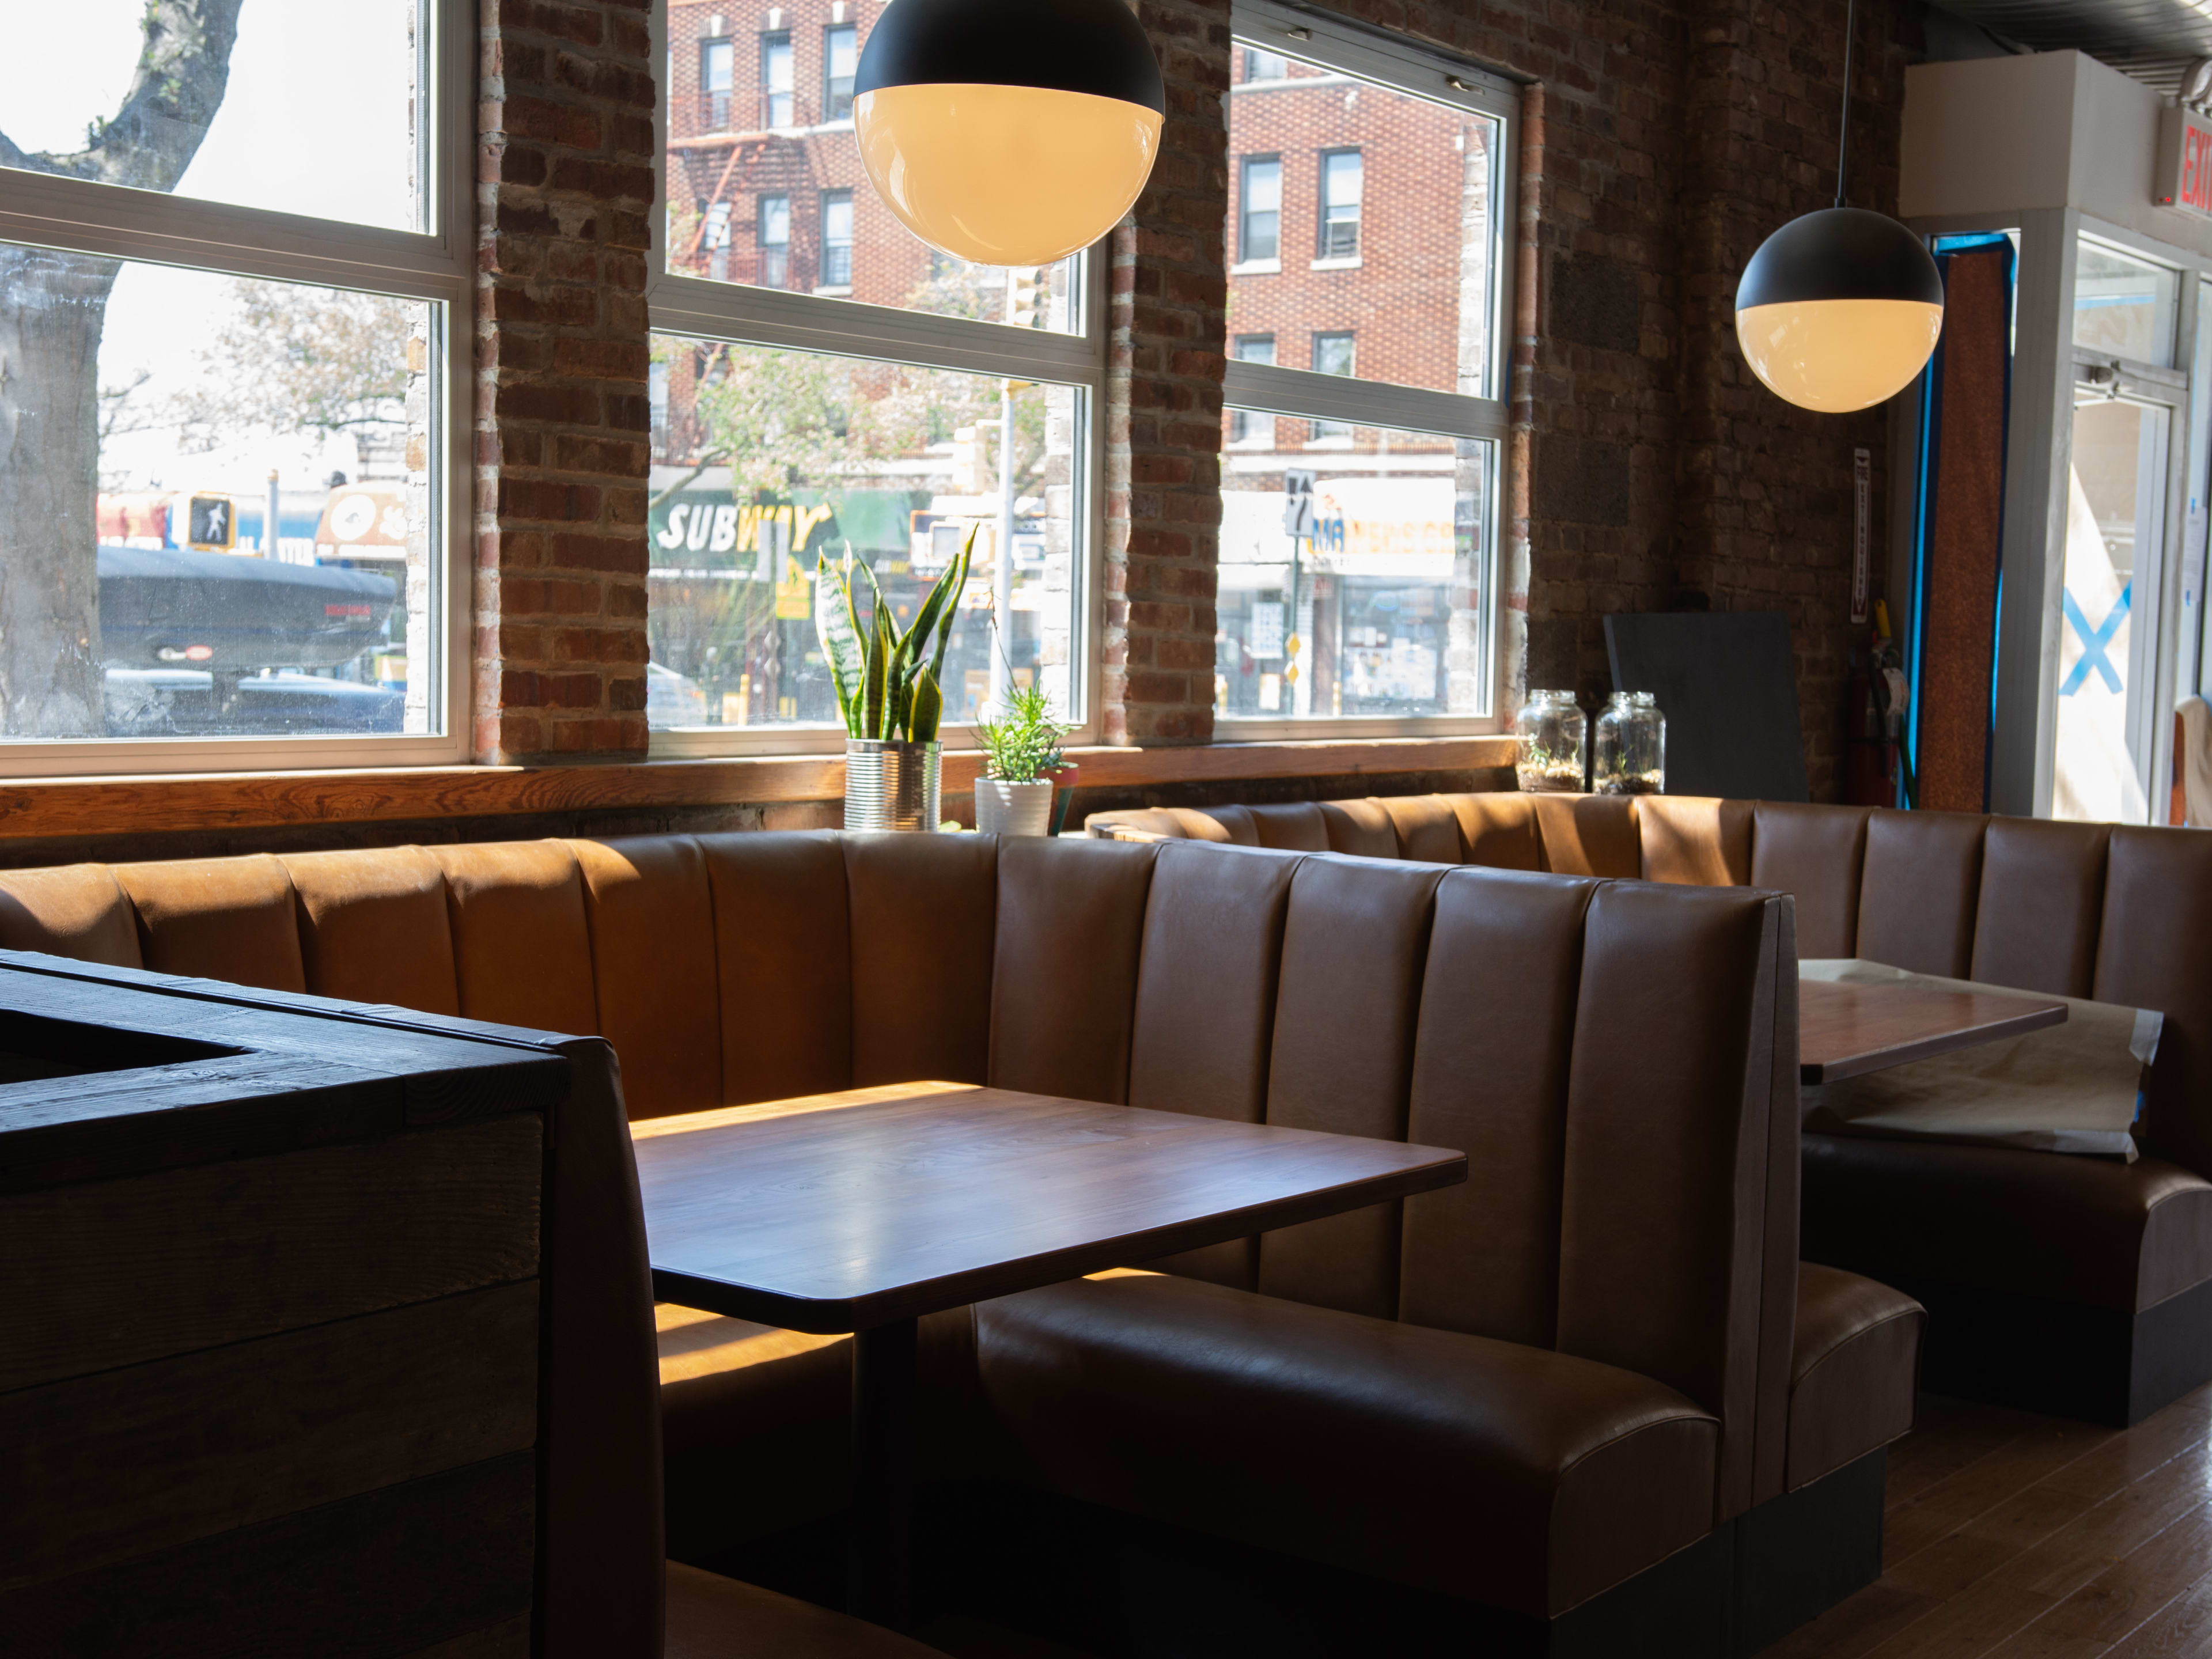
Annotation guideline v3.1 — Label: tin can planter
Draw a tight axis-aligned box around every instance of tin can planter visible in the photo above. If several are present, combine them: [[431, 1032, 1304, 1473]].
[[975, 777, 1055, 837], [844, 740, 942, 832]]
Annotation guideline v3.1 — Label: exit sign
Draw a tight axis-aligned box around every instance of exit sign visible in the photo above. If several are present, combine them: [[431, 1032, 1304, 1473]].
[[2155, 105, 2212, 218]]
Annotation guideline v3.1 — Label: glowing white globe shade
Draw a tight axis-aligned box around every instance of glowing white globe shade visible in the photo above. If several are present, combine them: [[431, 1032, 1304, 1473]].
[[851, 0, 1165, 268], [1735, 207, 1945, 414]]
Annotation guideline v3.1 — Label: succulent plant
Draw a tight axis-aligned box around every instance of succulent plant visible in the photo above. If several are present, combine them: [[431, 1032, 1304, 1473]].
[[814, 529, 972, 744]]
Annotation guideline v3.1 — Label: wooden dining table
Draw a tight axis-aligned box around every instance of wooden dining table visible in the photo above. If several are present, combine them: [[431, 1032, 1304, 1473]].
[[632, 1081, 1468, 1626], [1797, 976, 2068, 1084]]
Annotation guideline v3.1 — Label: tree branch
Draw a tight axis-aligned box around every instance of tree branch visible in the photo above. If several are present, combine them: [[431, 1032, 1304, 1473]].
[[13, 1, 245, 188]]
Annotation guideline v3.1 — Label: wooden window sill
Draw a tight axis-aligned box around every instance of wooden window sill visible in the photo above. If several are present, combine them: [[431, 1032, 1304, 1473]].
[[0, 736, 1516, 842]]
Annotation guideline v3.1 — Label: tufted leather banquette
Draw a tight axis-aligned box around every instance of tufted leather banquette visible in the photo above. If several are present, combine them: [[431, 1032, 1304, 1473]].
[[1090, 791, 2212, 1423], [0, 831, 1860, 1638]]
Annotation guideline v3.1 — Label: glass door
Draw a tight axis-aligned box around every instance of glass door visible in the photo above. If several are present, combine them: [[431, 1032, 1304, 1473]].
[[2056, 368, 2173, 821]]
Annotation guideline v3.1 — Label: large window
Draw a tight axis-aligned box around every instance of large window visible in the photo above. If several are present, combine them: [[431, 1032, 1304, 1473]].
[[0, 0, 468, 775], [700, 37, 734, 130], [1221, 0, 1517, 734], [652, 1, 1104, 755]]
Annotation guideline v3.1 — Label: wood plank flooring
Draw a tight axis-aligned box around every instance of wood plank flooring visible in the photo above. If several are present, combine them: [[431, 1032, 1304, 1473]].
[[1772, 1387, 2212, 1659]]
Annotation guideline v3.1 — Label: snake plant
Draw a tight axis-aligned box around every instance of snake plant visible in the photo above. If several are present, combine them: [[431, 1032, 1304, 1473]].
[[814, 530, 972, 744]]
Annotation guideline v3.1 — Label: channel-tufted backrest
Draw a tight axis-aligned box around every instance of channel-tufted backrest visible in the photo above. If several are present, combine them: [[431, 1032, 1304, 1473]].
[[0, 828, 1798, 1518], [1088, 791, 2212, 1177]]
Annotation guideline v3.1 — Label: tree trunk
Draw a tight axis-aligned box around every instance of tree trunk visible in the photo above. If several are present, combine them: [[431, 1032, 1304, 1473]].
[[0, 247, 118, 737], [0, 0, 245, 738]]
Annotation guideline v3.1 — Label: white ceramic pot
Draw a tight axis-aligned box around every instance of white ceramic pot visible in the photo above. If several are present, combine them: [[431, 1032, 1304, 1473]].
[[975, 777, 1055, 836]]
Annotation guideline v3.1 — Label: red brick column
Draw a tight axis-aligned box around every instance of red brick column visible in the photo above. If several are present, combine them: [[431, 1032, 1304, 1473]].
[[1102, 0, 1231, 746], [475, 0, 656, 764]]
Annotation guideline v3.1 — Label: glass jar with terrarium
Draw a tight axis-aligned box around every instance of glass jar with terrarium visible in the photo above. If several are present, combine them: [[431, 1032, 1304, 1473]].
[[1514, 690, 1587, 794], [1593, 691, 1666, 795]]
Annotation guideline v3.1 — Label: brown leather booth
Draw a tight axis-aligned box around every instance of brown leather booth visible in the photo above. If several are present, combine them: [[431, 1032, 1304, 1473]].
[[0, 832, 1907, 1653], [1088, 792, 2212, 1426]]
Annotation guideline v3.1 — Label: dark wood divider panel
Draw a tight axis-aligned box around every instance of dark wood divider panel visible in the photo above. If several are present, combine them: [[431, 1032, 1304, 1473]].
[[0, 957, 567, 1658]]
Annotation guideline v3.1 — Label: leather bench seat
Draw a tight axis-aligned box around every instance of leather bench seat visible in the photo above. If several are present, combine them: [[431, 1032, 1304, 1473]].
[[1804, 1134, 2212, 1313], [974, 1271, 1717, 1620], [1788, 1263, 1922, 1491]]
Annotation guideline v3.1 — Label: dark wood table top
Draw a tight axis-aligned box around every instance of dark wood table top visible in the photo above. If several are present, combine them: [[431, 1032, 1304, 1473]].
[[632, 1082, 1468, 1334], [1799, 977, 2068, 1085]]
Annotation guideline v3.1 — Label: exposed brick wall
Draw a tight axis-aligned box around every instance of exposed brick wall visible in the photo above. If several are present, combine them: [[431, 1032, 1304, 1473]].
[[476, 0, 657, 764], [1103, 0, 1233, 746]]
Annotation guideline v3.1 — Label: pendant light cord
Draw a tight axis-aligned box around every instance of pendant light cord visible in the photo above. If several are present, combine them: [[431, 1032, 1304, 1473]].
[[1835, 0, 1856, 210]]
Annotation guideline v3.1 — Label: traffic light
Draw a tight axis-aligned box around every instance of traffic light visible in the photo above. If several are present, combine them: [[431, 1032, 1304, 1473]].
[[1006, 268, 1043, 329]]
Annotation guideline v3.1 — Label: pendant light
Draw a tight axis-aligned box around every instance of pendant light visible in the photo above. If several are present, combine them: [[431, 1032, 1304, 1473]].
[[853, 0, 1165, 268], [1734, 0, 1942, 412]]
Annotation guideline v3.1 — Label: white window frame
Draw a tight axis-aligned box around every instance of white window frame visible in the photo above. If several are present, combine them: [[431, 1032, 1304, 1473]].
[[647, 1, 1108, 757], [1224, 0, 1520, 740], [0, 1, 473, 779]]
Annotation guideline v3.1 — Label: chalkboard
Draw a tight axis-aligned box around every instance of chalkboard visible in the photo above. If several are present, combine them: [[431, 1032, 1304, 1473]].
[[1605, 611, 1809, 802]]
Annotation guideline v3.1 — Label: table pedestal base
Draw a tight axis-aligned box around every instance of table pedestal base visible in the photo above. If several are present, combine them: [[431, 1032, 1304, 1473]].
[[847, 1316, 918, 1625]]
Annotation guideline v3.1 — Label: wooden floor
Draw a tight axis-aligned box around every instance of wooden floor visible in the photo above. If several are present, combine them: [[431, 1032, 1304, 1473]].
[[1773, 1386, 2212, 1659], [915, 1387, 2212, 1659]]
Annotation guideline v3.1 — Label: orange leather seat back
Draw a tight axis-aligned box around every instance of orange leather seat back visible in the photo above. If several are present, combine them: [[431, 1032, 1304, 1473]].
[[1971, 817, 2109, 997], [0, 864, 142, 968], [1747, 804, 1869, 959], [1257, 857, 1448, 1319], [571, 837, 722, 1120], [699, 832, 854, 1107], [1854, 808, 1986, 978], [283, 846, 460, 1016], [843, 834, 995, 1088], [433, 842, 600, 1037], [988, 837, 1156, 1104], [1637, 796, 1752, 887], [1531, 794, 1641, 877], [114, 854, 306, 993]]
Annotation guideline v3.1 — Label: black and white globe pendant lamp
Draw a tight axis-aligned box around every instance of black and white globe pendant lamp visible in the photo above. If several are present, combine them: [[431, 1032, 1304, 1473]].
[[1734, 0, 1943, 412], [853, 0, 1166, 267]]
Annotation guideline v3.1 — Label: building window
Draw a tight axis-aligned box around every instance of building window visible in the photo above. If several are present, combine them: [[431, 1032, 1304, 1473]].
[[1309, 334, 1354, 442], [820, 191, 855, 289], [756, 196, 788, 288], [0, 0, 465, 775], [650, 7, 1106, 755], [1229, 336, 1275, 444], [1319, 149, 1362, 260], [1221, 7, 1516, 732], [700, 37, 734, 129], [824, 24, 858, 122], [761, 32, 793, 129], [1245, 46, 1289, 81], [700, 200, 733, 281], [1239, 156, 1282, 264]]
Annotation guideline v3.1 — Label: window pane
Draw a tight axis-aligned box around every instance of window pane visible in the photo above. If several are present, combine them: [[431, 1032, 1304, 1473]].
[[1319, 150, 1362, 259], [0, 247, 438, 741], [1240, 157, 1282, 263], [821, 191, 854, 289], [824, 25, 857, 123], [2074, 239, 2178, 368], [1229, 336, 1275, 444], [1245, 48, 1289, 82], [1218, 417, 1492, 721], [668, 8, 1080, 330], [1229, 38, 1502, 396], [0, 0, 425, 233], [648, 336, 1085, 732]]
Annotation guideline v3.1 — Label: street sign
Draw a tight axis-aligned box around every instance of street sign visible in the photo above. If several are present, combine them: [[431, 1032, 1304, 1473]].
[[1283, 468, 1317, 538]]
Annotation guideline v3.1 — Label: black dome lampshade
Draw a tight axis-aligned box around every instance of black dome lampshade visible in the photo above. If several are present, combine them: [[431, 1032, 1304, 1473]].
[[1735, 207, 1945, 412], [853, 0, 1166, 268], [1733, 0, 1943, 412]]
